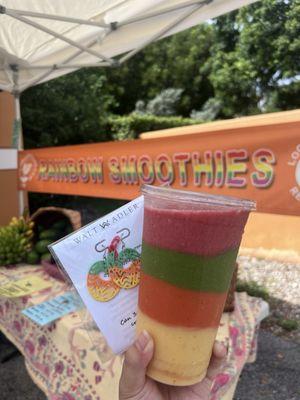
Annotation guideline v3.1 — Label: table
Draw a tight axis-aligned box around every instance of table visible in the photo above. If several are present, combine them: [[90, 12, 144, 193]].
[[0, 264, 269, 400]]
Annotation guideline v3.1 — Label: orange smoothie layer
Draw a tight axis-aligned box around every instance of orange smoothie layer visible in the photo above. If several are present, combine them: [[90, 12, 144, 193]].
[[136, 308, 217, 386], [139, 272, 227, 328]]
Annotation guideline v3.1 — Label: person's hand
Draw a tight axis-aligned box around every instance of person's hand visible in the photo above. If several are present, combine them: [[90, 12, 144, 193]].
[[119, 330, 227, 400]]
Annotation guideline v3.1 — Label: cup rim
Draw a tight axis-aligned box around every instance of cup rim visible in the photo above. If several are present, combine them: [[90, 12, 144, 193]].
[[141, 184, 256, 211]]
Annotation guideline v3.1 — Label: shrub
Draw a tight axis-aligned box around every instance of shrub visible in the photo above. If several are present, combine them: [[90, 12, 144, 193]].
[[135, 88, 184, 116], [277, 319, 298, 332], [106, 113, 201, 140], [236, 280, 269, 301]]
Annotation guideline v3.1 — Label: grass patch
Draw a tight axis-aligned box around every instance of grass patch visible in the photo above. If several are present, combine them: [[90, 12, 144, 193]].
[[236, 280, 269, 301], [276, 318, 299, 332]]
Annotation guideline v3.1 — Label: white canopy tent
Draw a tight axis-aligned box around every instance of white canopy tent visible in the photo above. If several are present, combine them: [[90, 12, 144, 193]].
[[0, 0, 258, 93]]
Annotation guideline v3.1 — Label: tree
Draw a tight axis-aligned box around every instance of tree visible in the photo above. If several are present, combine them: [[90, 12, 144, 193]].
[[134, 88, 183, 116], [209, 0, 300, 117], [190, 98, 222, 121], [103, 23, 215, 116], [21, 69, 116, 148]]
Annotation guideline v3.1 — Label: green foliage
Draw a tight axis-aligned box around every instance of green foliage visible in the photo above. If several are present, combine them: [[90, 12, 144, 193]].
[[190, 98, 223, 121], [264, 80, 300, 112], [103, 23, 215, 116], [236, 280, 269, 301], [106, 114, 200, 140], [209, 0, 300, 116], [22, 69, 116, 149], [135, 88, 184, 116], [103, 0, 299, 118], [276, 318, 299, 332]]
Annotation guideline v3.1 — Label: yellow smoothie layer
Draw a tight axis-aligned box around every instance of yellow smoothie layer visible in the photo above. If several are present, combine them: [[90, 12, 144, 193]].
[[136, 308, 218, 386]]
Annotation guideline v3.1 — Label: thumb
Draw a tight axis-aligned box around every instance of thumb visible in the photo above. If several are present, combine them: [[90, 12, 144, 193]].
[[206, 341, 227, 381], [119, 330, 154, 399]]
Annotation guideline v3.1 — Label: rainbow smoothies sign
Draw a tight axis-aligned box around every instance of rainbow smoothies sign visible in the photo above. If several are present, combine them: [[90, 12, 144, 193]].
[[22, 149, 274, 188], [18, 110, 300, 216]]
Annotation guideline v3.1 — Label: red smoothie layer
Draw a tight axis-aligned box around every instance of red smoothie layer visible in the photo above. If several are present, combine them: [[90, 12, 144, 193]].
[[143, 206, 249, 256], [139, 272, 227, 328]]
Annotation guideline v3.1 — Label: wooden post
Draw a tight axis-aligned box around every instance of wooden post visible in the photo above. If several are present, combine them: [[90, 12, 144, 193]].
[[0, 91, 27, 225]]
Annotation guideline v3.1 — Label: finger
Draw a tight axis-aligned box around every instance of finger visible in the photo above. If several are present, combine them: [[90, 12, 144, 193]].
[[206, 341, 227, 381], [119, 330, 154, 398]]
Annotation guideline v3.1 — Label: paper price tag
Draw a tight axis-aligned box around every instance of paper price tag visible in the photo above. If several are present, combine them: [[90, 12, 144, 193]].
[[22, 292, 83, 326], [0, 276, 51, 298], [49, 196, 144, 353]]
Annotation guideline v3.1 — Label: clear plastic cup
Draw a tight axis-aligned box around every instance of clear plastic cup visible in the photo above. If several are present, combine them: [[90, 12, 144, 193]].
[[136, 185, 256, 386]]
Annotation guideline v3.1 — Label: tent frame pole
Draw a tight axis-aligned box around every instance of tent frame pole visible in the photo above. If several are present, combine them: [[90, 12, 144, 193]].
[[11, 66, 25, 215], [119, 0, 212, 27], [21, 36, 109, 90], [2, 0, 128, 28], [2, 0, 212, 30], [119, 1, 209, 64], [3, 7, 114, 64], [11, 63, 112, 70], [13, 93, 23, 151], [5, 8, 108, 28]]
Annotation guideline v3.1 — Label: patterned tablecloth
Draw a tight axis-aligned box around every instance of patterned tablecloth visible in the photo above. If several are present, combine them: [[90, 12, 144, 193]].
[[0, 264, 269, 400]]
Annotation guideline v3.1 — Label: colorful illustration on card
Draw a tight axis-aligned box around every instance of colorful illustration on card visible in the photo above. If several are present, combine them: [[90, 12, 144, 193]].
[[87, 228, 141, 302]]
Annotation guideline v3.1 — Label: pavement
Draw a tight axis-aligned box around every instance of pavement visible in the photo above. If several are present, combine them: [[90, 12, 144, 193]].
[[0, 334, 46, 400], [0, 330, 299, 400], [234, 331, 300, 400]]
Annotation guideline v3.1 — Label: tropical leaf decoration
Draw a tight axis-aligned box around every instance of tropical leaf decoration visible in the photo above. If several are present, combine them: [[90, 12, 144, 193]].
[[88, 260, 107, 275], [117, 248, 140, 266]]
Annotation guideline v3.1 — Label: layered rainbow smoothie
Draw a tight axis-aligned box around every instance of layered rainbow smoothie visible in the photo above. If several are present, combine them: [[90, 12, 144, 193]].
[[137, 186, 254, 386]]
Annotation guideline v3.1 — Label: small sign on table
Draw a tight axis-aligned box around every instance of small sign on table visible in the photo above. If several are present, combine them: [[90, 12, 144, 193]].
[[22, 292, 82, 326]]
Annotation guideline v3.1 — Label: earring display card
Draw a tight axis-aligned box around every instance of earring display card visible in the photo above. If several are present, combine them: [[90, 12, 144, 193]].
[[49, 196, 144, 354]]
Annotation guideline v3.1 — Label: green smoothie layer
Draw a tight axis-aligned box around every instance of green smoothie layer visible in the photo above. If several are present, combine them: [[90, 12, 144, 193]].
[[142, 242, 238, 293]]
